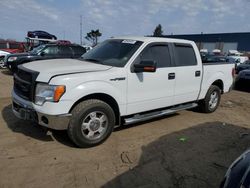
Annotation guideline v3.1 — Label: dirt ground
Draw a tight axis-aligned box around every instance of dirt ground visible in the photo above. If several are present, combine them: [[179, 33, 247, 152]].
[[0, 69, 250, 188]]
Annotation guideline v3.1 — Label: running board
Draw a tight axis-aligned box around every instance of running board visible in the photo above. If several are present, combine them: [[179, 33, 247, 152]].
[[124, 103, 198, 125]]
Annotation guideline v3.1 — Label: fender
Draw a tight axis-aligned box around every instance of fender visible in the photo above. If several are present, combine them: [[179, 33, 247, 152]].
[[61, 80, 127, 115], [198, 71, 225, 100]]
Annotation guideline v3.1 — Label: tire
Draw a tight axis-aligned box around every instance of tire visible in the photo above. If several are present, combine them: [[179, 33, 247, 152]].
[[199, 85, 221, 113], [68, 99, 115, 148], [9, 64, 17, 73]]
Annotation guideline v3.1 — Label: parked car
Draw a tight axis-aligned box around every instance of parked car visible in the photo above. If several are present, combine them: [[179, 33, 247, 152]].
[[235, 69, 250, 82], [5, 43, 86, 72], [27, 31, 57, 40], [227, 55, 249, 66], [220, 149, 250, 188], [202, 54, 227, 63], [54, 40, 71, 45], [0, 50, 10, 68], [11, 37, 234, 147], [0, 40, 25, 53], [235, 60, 250, 74], [234, 69, 250, 91]]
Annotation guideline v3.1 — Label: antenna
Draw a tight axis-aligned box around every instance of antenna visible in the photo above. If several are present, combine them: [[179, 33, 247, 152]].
[[80, 15, 83, 45]]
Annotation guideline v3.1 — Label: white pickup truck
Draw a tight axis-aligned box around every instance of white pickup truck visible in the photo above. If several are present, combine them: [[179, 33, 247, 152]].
[[12, 37, 234, 147]]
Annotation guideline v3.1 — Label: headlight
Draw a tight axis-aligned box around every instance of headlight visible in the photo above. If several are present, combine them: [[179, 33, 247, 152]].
[[8, 56, 17, 62], [35, 83, 66, 105]]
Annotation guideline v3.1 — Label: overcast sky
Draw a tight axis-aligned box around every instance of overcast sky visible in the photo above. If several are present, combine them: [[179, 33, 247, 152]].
[[0, 0, 250, 44]]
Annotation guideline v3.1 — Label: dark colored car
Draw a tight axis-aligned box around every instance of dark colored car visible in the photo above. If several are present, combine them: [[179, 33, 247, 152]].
[[202, 54, 227, 63], [27, 31, 57, 40], [220, 149, 250, 188], [235, 60, 250, 74], [234, 69, 250, 91], [235, 69, 250, 82], [5, 44, 86, 72]]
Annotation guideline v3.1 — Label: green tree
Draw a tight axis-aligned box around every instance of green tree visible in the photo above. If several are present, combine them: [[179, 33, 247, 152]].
[[85, 29, 102, 46], [153, 24, 163, 37]]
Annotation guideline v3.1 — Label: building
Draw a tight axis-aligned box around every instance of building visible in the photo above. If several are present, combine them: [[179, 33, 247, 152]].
[[166, 32, 250, 53]]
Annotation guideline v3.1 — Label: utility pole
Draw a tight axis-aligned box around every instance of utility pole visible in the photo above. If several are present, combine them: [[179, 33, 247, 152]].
[[80, 15, 83, 45]]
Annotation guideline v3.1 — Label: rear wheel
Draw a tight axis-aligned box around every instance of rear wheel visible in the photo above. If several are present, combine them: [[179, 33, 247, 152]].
[[199, 85, 221, 113], [68, 99, 115, 147]]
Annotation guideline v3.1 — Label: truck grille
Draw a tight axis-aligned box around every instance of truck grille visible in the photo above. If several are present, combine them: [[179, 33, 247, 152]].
[[13, 67, 39, 101]]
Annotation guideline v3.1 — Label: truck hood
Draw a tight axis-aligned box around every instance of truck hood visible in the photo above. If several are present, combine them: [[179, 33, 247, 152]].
[[21, 58, 112, 82]]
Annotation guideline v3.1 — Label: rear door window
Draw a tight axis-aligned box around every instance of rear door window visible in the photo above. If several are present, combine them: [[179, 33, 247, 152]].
[[58, 46, 73, 57], [174, 44, 197, 66], [71, 46, 86, 57]]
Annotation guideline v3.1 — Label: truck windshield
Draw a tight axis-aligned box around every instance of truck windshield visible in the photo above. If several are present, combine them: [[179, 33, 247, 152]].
[[81, 39, 143, 67], [30, 45, 45, 54]]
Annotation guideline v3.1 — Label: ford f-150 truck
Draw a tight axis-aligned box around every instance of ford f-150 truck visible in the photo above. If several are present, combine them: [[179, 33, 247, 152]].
[[12, 37, 234, 147]]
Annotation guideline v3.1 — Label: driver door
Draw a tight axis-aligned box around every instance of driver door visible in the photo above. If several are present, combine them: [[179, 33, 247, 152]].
[[127, 43, 176, 115]]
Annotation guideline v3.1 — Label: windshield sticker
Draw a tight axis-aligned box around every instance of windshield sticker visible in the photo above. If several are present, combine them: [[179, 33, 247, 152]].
[[122, 40, 137, 44]]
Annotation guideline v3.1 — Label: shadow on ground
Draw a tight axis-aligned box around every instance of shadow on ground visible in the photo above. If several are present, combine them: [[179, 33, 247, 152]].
[[103, 122, 250, 188], [2, 104, 75, 147], [234, 80, 250, 93]]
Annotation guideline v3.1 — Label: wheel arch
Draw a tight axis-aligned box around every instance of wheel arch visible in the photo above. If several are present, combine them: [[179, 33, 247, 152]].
[[211, 79, 224, 93], [69, 93, 120, 125]]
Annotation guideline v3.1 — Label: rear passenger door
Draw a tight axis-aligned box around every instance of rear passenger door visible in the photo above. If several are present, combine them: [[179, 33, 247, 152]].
[[127, 43, 176, 115], [171, 43, 202, 105]]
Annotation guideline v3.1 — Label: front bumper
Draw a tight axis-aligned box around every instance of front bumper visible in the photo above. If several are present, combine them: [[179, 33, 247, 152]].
[[12, 92, 71, 130]]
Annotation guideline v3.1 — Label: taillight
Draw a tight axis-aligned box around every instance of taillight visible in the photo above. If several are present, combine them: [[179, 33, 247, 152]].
[[232, 68, 235, 77]]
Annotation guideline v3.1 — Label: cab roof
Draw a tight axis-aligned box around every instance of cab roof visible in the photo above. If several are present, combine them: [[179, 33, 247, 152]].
[[112, 36, 194, 44]]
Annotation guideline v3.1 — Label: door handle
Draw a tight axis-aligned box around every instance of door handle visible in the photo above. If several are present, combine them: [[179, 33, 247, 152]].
[[168, 73, 175, 80], [195, 71, 201, 77]]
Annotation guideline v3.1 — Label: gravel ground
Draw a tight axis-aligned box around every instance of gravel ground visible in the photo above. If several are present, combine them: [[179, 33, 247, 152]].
[[0, 69, 250, 188]]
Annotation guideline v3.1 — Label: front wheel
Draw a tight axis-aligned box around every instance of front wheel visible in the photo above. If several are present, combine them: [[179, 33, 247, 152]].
[[68, 99, 115, 148], [199, 85, 221, 113]]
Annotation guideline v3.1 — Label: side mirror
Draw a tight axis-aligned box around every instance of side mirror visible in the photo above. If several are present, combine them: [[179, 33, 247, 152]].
[[134, 60, 157, 73]]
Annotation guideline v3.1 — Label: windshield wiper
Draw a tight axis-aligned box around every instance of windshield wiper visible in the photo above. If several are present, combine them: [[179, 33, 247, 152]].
[[83, 58, 99, 62]]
